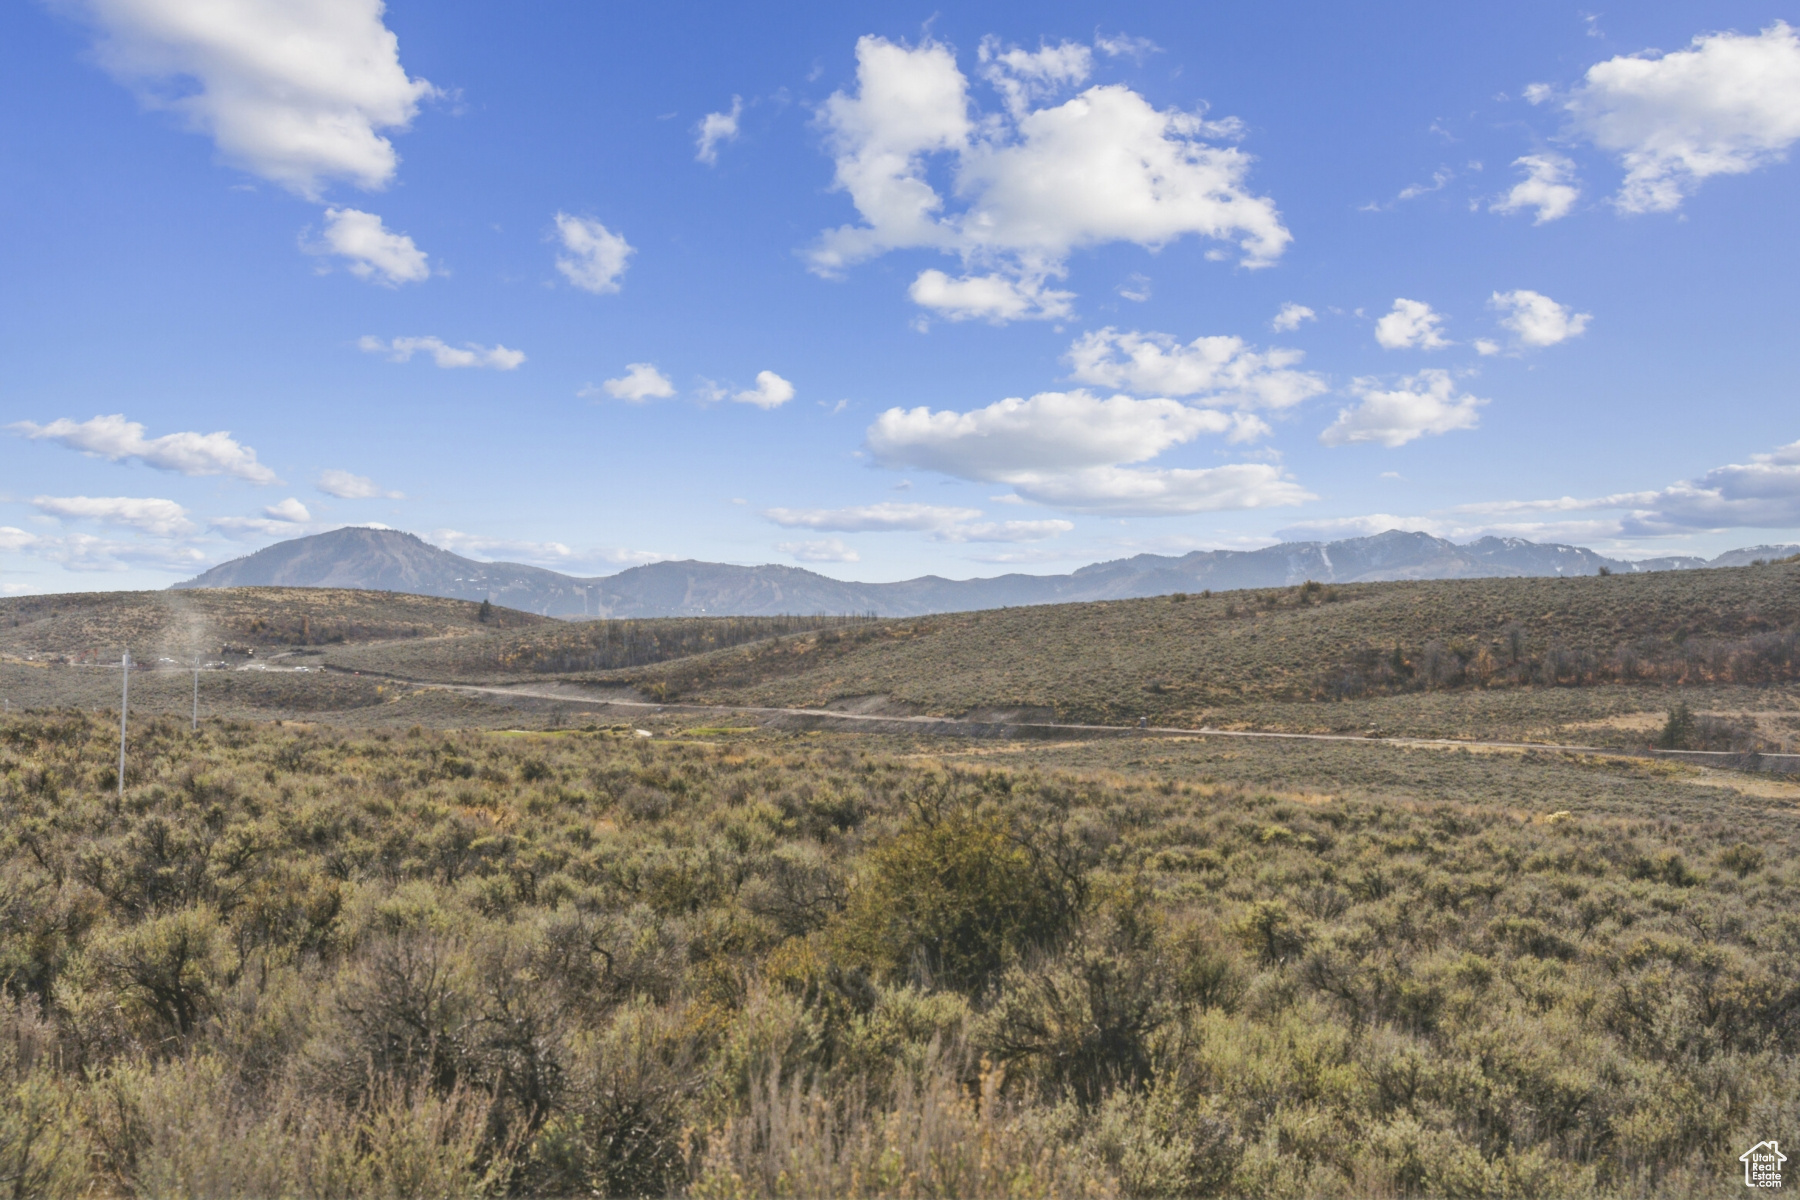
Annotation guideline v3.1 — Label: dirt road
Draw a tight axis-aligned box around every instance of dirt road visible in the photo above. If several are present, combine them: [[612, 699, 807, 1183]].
[[425, 679, 1800, 774]]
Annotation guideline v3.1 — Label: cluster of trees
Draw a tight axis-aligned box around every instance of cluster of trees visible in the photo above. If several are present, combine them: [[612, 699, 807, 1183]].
[[235, 601, 541, 647], [1222, 580, 1341, 618], [1, 712, 1795, 1196], [1656, 701, 1762, 752], [236, 614, 413, 646], [1326, 625, 1800, 702]]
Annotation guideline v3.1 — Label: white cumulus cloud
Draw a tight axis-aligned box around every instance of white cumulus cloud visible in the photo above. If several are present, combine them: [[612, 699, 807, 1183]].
[[865, 389, 1309, 515], [1409, 438, 1800, 544], [312, 207, 429, 285], [1066, 328, 1326, 411], [1007, 464, 1312, 516], [592, 363, 675, 402], [1273, 514, 1448, 541], [762, 502, 983, 532], [869, 390, 1234, 479], [1396, 167, 1453, 202], [978, 36, 1094, 119], [777, 538, 860, 563], [1619, 439, 1800, 534], [1320, 370, 1486, 447], [31, 495, 194, 537], [554, 213, 632, 293], [734, 371, 795, 409], [20, 533, 209, 573], [1095, 33, 1160, 61], [932, 519, 1074, 543], [812, 35, 1289, 320], [425, 533, 666, 571], [11, 413, 276, 483], [1492, 154, 1582, 223], [429, 529, 578, 566], [1373, 298, 1451, 350], [908, 269, 1073, 322], [317, 469, 399, 499], [765, 503, 1074, 543], [1490, 289, 1591, 347], [1270, 303, 1315, 332], [266, 497, 311, 522], [358, 335, 525, 369], [1552, 21, 1800, 213], [1274, 508, 1630, 549], [695, 95, 742, 164], [211, 497, 314, 538], [71, 0, 433, 199]]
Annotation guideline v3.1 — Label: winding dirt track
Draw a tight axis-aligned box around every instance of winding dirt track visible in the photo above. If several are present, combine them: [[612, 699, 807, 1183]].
[[420, 679, 1800, 775]]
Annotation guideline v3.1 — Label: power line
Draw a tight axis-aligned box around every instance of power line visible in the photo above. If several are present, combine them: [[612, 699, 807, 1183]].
[[118, 649, 129, 801]]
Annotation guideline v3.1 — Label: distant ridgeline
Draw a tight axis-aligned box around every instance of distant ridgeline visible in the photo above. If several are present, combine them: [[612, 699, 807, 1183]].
[[171, 526, 1800, 620]]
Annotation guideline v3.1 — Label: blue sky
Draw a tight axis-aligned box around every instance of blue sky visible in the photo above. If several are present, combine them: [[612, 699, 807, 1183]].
[[3, 0, 1798, 593]]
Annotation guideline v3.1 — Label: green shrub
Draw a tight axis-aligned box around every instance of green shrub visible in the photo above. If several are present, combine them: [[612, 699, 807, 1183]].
[[833, 798, 1085, 994], [0, 1067, 91, 1199], [979, 938, 1167, 1105], [1083, 1078, 1242, 1198], [1233, 899, 1307, 964], [96, 906, 235, 1041], [1719, 842, 1765, 877], [522, 1001, 695, 1199]]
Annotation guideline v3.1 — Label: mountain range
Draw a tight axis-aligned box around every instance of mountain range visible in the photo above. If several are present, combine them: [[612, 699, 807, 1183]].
[[168, 527, 1800, 619]]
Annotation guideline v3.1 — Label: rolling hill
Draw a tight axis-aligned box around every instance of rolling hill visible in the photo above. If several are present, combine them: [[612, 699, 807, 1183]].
[[551, 558, 1800, 738], [0, 586, 546, 663]]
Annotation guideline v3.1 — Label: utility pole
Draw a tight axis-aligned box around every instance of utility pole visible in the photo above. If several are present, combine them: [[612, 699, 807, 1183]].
[[192, 654, 200, 731], [118, 649, 130, 800]]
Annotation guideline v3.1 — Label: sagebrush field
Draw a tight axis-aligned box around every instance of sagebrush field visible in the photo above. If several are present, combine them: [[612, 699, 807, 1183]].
[[2, 707, 1797, 1197]]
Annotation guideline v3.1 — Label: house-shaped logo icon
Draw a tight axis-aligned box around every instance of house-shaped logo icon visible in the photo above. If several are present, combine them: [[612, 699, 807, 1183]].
[[1741, 1140, 1786, 1188]]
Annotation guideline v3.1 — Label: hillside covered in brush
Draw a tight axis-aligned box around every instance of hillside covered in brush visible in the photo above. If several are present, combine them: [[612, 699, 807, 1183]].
[[573, 561, 1800, 729], [0, 588, 546, 663]]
